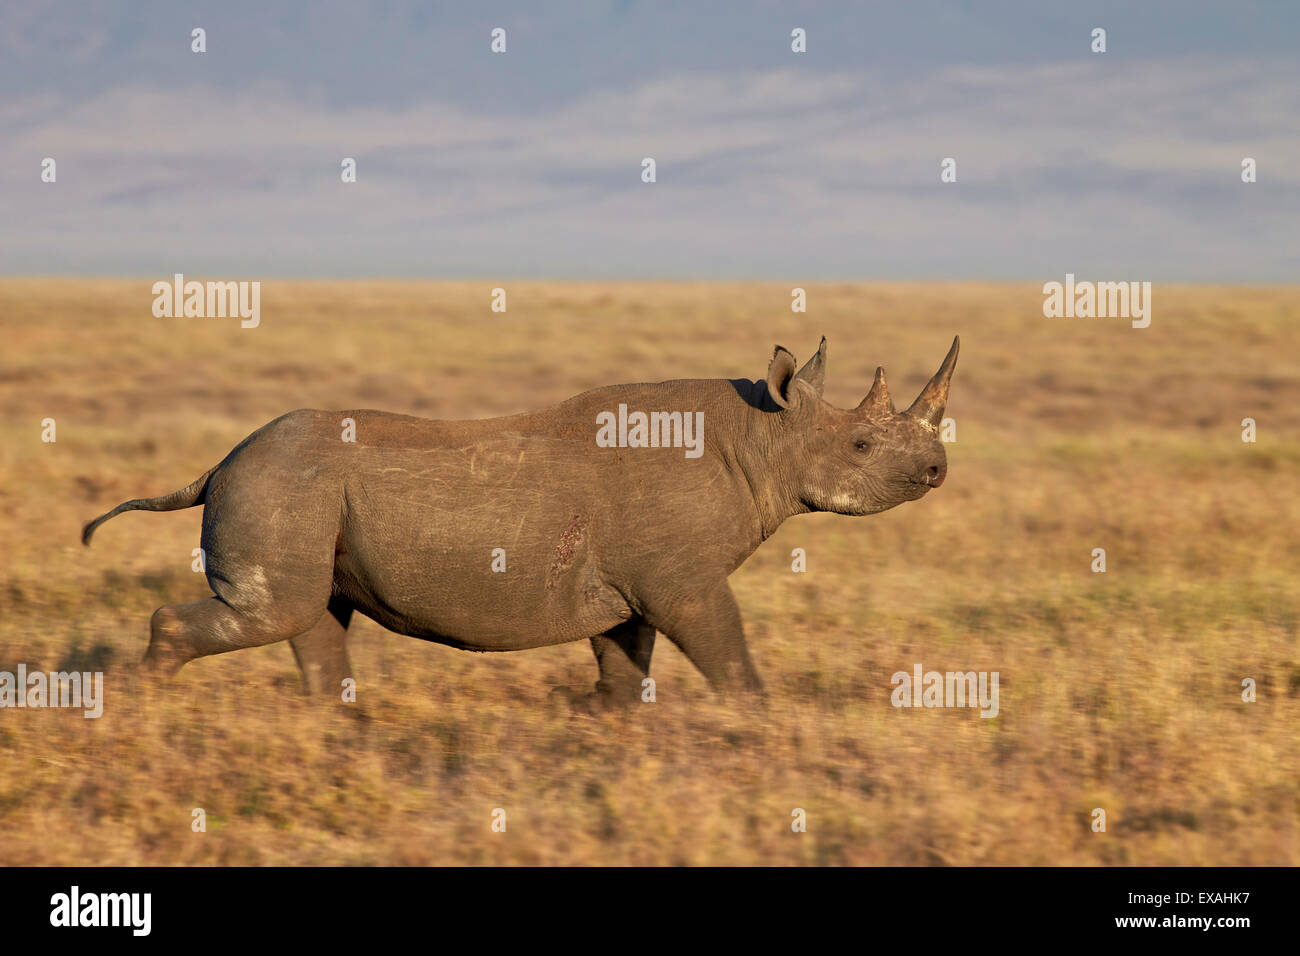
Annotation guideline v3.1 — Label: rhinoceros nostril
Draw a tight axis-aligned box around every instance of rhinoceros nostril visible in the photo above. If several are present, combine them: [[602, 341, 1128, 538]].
[[925, 463, 945, 487]]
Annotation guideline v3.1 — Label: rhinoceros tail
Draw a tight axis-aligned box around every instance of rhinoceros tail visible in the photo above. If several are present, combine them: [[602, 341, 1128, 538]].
[[81, 466, 217, 546]]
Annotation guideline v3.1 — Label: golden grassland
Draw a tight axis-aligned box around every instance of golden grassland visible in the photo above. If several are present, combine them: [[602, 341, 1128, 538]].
[[0, 279, 1297, 865]]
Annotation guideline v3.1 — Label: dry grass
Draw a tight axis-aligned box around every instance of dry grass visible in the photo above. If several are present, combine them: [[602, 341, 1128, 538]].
[[1, 278, 1298, 865]]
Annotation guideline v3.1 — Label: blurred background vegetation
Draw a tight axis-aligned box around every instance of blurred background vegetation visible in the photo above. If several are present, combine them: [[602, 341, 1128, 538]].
[[0, 279, 1296, 864]]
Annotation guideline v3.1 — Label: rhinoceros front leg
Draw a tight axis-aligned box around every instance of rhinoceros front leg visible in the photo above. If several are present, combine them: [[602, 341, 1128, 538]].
[[590, 617, 656, 705], [289, 597, 354, 698], [643, 580, 764, 696]]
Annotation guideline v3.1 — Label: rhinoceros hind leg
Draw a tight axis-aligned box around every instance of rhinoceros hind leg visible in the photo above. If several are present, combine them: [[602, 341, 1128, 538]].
[[143, 591, 329, 677], [289, 597, 354, 697]]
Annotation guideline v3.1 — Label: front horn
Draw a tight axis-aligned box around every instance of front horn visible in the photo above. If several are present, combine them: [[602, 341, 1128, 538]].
[[905, 336, 960, 427]]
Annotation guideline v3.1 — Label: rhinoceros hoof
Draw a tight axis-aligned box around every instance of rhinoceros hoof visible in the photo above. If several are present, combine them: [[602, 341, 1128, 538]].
[[547, 685, 634, 715]]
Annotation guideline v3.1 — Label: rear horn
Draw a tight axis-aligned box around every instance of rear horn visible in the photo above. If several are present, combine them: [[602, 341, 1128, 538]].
[[855, 366, 894, 415]]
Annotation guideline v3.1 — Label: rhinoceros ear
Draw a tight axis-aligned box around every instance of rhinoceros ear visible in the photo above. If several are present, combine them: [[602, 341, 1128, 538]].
[[765, 345, 800, 409], [792, 336, 827, 396]]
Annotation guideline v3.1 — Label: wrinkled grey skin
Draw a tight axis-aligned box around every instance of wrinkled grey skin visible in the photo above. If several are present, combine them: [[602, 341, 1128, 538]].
[[83, 336, 959, 705]]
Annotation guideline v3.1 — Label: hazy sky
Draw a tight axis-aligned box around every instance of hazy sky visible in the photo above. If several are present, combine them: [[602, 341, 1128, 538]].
[[2, 1, 1297, 279]]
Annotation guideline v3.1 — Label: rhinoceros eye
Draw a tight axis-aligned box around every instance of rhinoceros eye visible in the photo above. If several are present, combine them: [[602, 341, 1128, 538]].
[[854, 439, 871, 453]]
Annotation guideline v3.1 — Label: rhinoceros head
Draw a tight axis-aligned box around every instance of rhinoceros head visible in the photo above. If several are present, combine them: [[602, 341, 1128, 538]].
[[762, 336, 959, 516]]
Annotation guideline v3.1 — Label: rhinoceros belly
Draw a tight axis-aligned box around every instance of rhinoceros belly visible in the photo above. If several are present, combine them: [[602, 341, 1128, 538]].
[[329, 444, 632, 650]]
